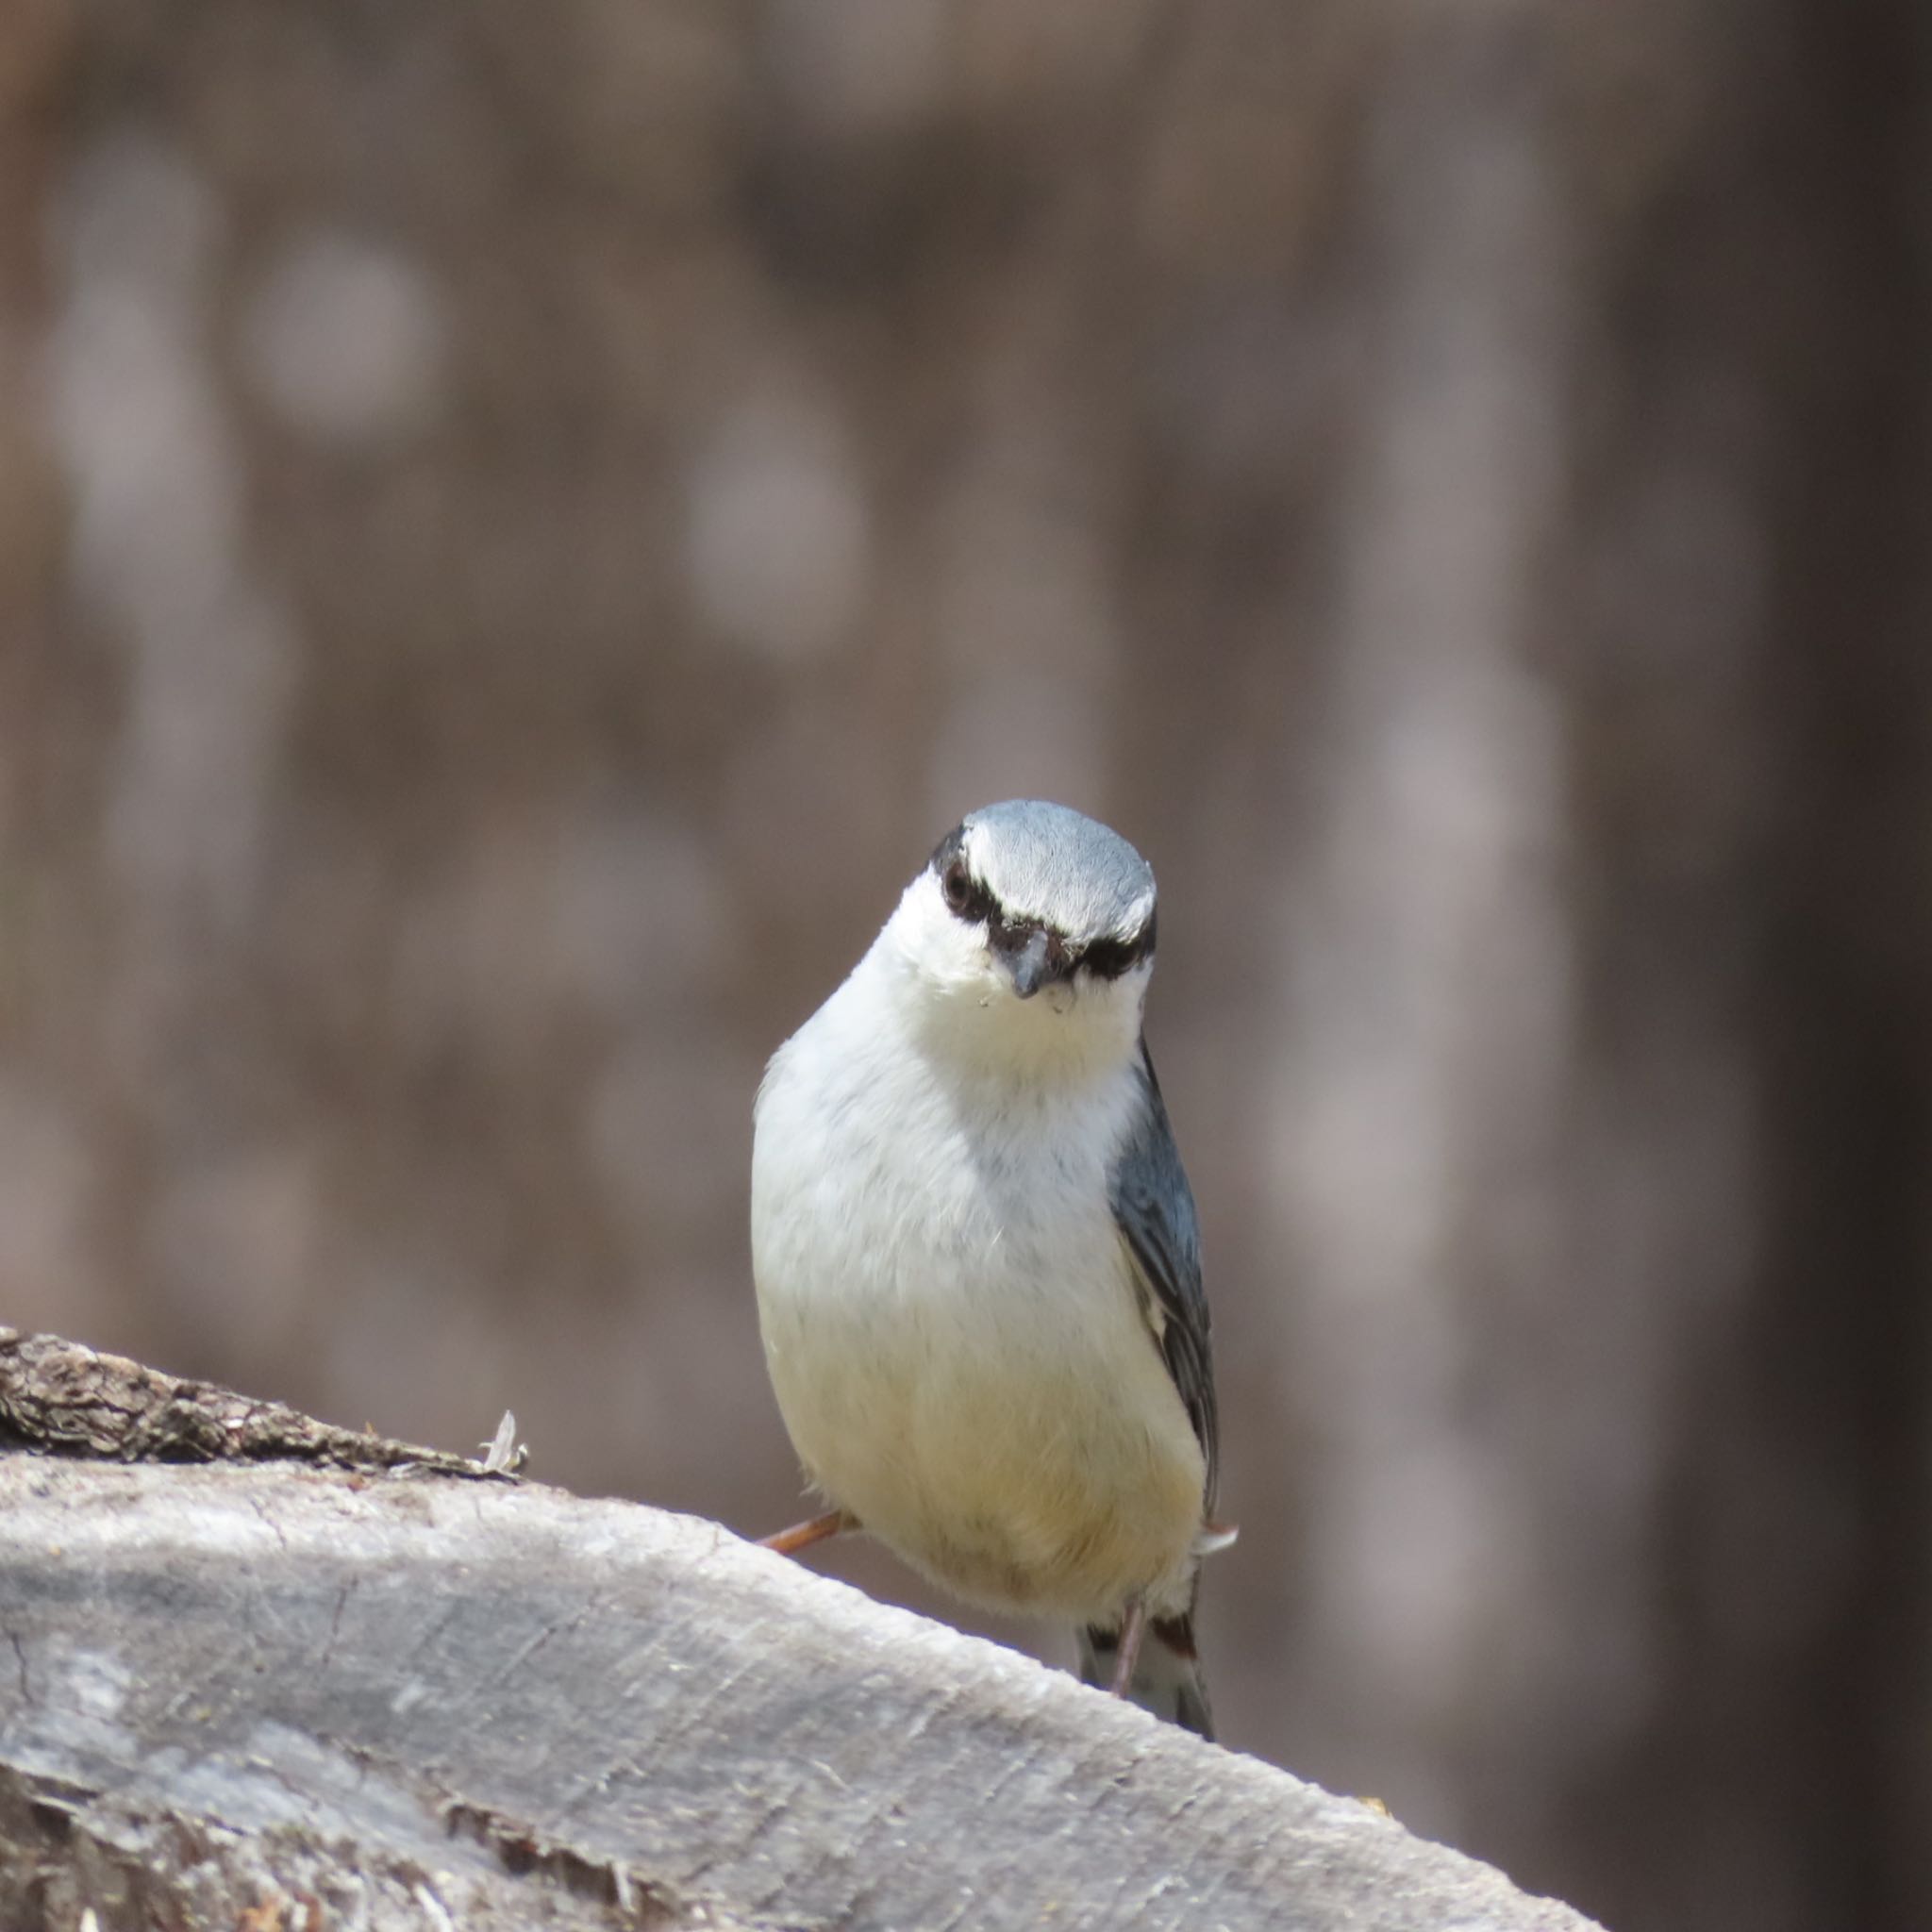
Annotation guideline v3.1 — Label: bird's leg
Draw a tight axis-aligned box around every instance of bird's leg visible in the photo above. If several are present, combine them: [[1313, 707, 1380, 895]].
[[1108, 1596, 1149, 1698], [759, 1508, 858, 1556]]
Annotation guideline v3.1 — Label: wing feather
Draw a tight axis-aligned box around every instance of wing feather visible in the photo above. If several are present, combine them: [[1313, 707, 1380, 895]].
[[1109, 1041, 1219, 1513]]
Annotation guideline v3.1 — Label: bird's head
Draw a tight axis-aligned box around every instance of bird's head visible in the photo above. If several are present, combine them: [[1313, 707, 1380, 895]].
[[882, 799, 1158, 1077]]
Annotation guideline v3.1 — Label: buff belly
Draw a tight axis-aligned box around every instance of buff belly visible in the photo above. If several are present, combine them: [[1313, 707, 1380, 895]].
[[758, 1246, 1207, 1625], [750, 962, 1208, 1626]]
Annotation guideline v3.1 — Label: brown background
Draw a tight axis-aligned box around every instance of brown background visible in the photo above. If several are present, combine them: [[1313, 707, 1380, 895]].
[[3, 5, 1929, 1929]]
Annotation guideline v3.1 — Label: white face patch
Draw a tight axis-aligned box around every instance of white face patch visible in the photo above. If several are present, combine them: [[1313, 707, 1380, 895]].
[[882, 870, 1152, 1081], [960, 817, 993, 886], [891, 871, 998, 994]]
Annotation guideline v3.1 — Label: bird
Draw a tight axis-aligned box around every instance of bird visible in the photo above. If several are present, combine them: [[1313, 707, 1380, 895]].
[[750, 798, 1228, 1737]]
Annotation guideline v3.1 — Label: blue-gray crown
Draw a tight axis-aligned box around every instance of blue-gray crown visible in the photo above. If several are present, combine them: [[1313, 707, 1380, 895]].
[[930, 800, 1158, 953]]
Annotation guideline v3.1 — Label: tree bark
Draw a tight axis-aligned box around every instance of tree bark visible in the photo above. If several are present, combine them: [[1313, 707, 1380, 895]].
[[0, 1331, 1599, 1932]]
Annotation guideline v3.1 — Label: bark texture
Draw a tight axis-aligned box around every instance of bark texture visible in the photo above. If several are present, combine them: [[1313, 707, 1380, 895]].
[[0, 1332, 1598, 1932]]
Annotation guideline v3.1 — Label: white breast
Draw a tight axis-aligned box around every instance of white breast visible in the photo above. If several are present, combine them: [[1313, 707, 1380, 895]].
[[750, 946, 1206, 1624]]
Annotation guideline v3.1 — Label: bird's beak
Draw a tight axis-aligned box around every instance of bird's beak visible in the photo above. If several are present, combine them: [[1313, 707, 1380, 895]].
[[1008, 926, 1055, 999]]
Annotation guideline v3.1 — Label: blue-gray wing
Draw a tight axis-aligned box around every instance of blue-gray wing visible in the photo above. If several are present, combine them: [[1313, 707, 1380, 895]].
[[1110, 1041, 1219, 1514]]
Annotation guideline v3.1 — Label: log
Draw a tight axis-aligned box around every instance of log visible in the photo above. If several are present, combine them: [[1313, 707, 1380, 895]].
[[0, 1332, 1602, 1931]]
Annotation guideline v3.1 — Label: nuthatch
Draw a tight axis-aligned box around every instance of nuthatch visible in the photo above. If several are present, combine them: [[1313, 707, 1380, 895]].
[[751, 800, 1228, 1735]]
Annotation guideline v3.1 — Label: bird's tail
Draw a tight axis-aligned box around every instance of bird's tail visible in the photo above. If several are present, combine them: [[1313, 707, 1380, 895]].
[[1077, 1610, 1214, 1740]]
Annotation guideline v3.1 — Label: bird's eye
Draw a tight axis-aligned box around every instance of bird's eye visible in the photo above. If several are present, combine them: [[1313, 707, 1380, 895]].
[[1080, 915, 1155, 979], [942, 859, 977, 917]]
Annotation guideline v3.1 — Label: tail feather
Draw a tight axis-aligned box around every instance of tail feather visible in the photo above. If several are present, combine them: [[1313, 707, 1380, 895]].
[[1077, 1611, 1214, 1740]]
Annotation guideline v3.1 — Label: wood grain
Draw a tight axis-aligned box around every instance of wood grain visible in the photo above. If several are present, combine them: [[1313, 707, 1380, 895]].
[[0, 1333, 1603, 1931]]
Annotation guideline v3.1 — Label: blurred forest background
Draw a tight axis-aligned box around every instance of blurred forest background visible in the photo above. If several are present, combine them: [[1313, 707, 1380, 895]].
[[2, 4, 1929, 1928]]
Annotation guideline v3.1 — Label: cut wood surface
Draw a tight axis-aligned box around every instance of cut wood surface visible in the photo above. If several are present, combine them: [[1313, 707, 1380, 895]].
[[0, 1332, 1605, 1931]]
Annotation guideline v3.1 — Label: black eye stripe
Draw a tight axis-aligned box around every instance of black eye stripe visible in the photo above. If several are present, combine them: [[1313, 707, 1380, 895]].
[[946, 865, 994, 923], [1079, 906, 1157, 979], [1079, 936, 1143, 978], [930, 829, 995, 924]]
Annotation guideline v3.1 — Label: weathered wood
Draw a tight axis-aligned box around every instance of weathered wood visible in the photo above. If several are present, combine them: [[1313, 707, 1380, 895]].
[[0, 1328, 491, 1477], [0, 1334, 1604, 1930]]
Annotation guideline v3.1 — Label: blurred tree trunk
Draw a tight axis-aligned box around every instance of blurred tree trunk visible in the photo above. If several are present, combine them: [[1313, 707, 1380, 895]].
[[1557, 3, 1932, 1926]]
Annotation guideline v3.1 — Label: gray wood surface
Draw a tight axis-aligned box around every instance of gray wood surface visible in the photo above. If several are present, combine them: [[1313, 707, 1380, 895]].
[[0, 1333, 1606, 1930]]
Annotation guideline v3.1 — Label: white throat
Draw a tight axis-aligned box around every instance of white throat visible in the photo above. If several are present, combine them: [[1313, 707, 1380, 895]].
[[870, 872, 1150, 1089]]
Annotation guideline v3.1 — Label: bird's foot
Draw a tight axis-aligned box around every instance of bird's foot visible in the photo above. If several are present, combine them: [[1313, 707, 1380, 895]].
[[759, 1508, 858, 1557]]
